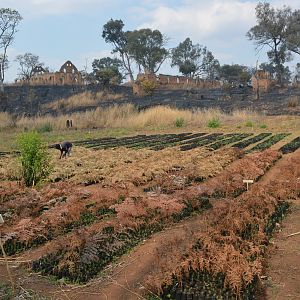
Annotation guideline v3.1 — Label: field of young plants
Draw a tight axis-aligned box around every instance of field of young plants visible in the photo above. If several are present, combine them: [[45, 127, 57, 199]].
[[0, 130, 300, 300]]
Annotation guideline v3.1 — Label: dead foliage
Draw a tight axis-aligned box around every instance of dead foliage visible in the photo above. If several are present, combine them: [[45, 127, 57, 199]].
[[144, 150, 300, 298], [24, 149, 281, 283]]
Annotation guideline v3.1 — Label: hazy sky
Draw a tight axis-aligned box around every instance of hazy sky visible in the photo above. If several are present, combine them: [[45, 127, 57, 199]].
[[2, 0, 300, 82]]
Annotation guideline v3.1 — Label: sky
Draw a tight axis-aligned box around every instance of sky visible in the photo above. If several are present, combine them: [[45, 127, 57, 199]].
[[2, 0, 300, 82]]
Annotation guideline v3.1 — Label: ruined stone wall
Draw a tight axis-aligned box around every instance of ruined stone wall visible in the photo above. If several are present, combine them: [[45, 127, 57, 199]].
[[252, 71, 271, 92], [136, 73, 222, 91], [25, 71, 84, 86], [15, 60, 84, 86]]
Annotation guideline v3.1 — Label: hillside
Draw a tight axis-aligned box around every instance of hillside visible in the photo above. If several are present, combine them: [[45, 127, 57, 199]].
[[1, 85, 300, 116]]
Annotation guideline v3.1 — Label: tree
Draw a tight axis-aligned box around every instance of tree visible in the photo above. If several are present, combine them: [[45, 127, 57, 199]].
[[294, 63, 300, 82], [127, 28, 168, 74], [102, 19, 134, 81], [259, 62, 291, 83], [247, 2, 294, 85], [15, 53, 45, 82], [219, 64, 252, 84], [92, 57, 123, 86], [0, 8, 22, 92], [171, 38, 219, 78], [286, 10, 300, 55], [259, 62, 276, 79]]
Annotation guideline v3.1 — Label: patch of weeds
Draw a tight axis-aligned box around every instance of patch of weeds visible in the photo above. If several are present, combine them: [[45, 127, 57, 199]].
[[97, 207, 116, 216], [64, 211, 97, 232], [259, 124, 267, 129], [207, 118, 220, 128], [244, 120, 254, 127], [117, 194, 126, 204], [175, 117, 184, 128], [37, 123, 53, 133], [0, 282, 13, 300]]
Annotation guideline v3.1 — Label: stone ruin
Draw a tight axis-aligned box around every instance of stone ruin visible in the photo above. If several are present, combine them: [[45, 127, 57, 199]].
[[133, 73, 222, 95], [16, 60, 83, 86], [251, 70, 271, 93]]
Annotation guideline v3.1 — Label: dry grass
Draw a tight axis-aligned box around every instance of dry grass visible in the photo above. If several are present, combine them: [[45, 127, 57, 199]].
[[288, 95, 299, 108], [0, 112, 14, 128], [12, 105, 263, 131], [43, 91, 124, 111], [1, 105, 299, 134]]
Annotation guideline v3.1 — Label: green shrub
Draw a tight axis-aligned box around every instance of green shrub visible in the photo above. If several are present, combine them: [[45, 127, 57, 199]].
[[245, 120, 254, 127], [17, 131, 52, 187], [259, 124, 267, 129], [175, 117, 184, 128], [37, 123, 53, 133], [207, 118, 220, 128]]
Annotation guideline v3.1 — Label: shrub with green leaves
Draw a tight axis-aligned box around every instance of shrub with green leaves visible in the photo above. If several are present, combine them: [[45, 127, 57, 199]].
[[17, 131, 52, 186], [175, 117, 184, 128], [244, 120, 254, 127], [207, 118, 220, 128]]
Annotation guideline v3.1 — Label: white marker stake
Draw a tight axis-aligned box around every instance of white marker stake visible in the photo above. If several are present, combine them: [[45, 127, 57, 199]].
[[243, 179, 254, 191]]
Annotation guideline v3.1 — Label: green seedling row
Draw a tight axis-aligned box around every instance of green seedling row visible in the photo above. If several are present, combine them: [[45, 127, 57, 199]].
[[248, 133, 290, 152], [208, 133, 253, 151], [279, 136, 300, 154], [232, 133, 272, 149]]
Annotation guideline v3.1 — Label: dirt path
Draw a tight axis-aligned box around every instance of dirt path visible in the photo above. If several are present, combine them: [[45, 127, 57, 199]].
[[264, 199, 300, 300]]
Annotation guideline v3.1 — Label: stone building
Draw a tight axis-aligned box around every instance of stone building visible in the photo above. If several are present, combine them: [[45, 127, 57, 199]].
[[133, 72, 221, 95], [17, 60, 84, 86], [251, 70, 271, 92]]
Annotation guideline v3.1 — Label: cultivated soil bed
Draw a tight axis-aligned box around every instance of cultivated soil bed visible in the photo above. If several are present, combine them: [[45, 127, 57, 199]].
[[0, 131, 299, 300]]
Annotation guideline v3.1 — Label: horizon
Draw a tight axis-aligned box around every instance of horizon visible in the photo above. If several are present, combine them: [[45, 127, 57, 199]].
[[2, 0, 300, 83]]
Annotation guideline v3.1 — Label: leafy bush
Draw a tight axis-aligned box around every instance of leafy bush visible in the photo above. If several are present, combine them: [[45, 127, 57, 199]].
[[175, 117, 184, 128], [17, 131, 52, 187], [37, 123, 53, 133], [244, 120, 253, 127], [207, 118, 220, 128], [259, 124, 267, 129]]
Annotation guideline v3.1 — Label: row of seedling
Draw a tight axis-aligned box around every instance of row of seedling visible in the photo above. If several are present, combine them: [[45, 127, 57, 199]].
[[73, 132, 293, 153], [279, 136, 300, 154], [180, 133, 242, 151], [208, 133, 253, 151], [32, 196, 212, 283], [2, 199, 120, 256], [248, 133, 290, 152], [157, 200, 289, 300], [232, 132, 272, 149]]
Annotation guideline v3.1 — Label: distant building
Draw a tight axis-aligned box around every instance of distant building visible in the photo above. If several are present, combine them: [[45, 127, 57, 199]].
[[133, 72, 221, 95], [16, 60, 83, 86], [251, 70, 271, 92]]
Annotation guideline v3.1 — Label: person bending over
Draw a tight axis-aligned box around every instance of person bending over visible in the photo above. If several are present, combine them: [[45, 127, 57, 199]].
[[53, 141, 73, 159]]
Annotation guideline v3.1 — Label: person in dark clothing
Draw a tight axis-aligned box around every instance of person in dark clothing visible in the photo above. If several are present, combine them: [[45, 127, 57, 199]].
[[53, 141, 73, 159]]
